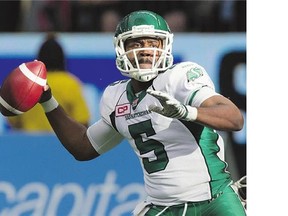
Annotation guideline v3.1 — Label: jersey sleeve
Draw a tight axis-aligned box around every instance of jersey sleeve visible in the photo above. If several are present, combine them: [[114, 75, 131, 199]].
[[99, 80, 129, 127], [87, 118, 124, 154], [99, 86, 114, 126], [86, 81, 126, 154], [156, 62, 218, 107], [183, 62, 219, 107], [189, 86, 219, 107]]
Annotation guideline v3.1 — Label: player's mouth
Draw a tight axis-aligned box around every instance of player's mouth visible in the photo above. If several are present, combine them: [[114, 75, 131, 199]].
[[138, 58, 153, 69]]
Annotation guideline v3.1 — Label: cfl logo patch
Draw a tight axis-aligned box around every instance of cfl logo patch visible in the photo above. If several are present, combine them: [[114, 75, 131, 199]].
[[115, 104, 131, 117]]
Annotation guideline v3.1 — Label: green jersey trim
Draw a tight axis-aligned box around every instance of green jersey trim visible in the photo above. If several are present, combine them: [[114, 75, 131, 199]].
[[180, 120, 231, 196], [126, 81, 147, 109]]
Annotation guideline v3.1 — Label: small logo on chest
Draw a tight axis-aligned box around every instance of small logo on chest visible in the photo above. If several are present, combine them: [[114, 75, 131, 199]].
[[115, 104, 131, 116]]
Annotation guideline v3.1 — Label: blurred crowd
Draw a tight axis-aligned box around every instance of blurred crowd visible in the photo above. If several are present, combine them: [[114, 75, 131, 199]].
[[0, 0, 246, 33]]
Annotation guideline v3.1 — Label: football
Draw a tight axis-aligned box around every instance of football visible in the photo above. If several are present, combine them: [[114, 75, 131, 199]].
[[0, 60, 47, 116]]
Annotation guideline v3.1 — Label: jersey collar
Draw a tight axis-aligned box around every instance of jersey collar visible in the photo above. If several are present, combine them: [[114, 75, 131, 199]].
[[126, 81, 147, 110]]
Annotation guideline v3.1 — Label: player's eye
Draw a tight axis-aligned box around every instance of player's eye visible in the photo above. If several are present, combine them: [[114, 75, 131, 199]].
[[126, 42, 141, 50], [143, 39, 160, 48]]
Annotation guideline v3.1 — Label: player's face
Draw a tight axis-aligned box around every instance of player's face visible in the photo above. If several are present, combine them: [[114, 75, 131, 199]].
[[125, 37, 163, 69]]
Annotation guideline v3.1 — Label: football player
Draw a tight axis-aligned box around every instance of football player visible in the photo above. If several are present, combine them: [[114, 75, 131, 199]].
[[40, 10, 246, 216]]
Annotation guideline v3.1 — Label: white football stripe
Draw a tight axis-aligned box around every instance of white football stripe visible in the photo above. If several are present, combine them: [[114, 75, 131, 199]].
[[0, 96, 24, 115], [19, 63, 47, 86]]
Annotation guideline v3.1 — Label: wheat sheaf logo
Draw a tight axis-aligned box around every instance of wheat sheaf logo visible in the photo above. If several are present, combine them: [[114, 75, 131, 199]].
[[186, 67, 203, 81]]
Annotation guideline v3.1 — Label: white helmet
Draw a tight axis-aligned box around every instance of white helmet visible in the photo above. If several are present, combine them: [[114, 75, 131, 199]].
[[114, 10, 174, 82]]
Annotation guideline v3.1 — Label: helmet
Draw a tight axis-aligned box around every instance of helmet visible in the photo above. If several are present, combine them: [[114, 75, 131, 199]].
[[114, 10, 174, 82]]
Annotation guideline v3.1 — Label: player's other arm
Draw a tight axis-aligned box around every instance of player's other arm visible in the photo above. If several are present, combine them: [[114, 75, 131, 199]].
[[147, 89, 243, 132], [196, 94, 244, 131]]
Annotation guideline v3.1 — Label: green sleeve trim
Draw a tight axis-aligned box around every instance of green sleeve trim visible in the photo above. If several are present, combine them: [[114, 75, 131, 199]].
[[187, 90, 199, 105]]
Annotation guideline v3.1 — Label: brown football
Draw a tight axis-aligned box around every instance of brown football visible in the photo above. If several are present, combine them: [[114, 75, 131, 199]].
[[0, 60, 47, 116]]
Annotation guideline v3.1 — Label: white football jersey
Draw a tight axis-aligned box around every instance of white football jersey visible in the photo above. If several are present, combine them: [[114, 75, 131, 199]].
[[90, 61, 232, 205]]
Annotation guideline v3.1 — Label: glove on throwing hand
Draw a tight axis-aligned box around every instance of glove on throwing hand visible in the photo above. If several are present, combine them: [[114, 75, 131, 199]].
[[146, 89, 197, 121]]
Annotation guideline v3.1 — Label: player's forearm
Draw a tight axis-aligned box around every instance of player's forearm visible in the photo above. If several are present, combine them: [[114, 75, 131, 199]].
[[45, 105, 99, 161], [195, 104, 244, 131]]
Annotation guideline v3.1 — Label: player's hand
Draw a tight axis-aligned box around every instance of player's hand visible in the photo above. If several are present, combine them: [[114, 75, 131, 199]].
[[39, 84, 52, 104], [146, 89, 197, 121], [39, 84, 59, 113]]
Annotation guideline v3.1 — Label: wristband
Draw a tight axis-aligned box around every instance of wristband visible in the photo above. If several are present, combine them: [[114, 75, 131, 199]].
[[41, 96, 59, 113], [184, 106, 198, 121]]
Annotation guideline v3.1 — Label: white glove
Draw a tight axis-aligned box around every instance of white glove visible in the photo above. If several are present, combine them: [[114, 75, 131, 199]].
[[146, 89, 197, 121]]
